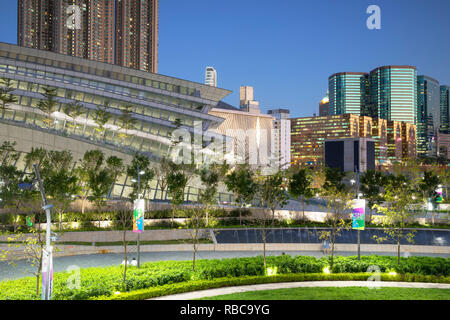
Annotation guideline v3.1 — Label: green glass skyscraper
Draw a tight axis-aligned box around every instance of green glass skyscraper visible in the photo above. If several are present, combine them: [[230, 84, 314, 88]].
[[328, 72, 368, 115], [417, 75, 441, 156], [367, 66, 417, 124], [441, 85, 450, 134]]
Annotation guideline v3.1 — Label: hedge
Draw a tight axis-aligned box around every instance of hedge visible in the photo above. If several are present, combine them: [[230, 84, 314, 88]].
[[0, 255, 449, 300]]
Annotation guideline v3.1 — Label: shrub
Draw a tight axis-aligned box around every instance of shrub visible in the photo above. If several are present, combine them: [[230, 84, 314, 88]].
[[1, 255, 448, 300]]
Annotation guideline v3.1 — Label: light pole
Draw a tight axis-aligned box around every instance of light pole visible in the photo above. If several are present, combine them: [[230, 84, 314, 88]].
[[351, 176, 362, 261], [33, 164, 53, 300], [132, 163, 146, 268]]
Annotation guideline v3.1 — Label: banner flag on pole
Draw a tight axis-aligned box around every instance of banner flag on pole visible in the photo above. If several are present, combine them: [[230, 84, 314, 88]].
[[352, 199, 366, 230], [133, 199, 145, 233], [41, 248, 53, 300]]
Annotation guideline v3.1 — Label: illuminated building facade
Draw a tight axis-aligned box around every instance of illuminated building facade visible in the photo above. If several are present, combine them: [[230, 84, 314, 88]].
[[328, 72, 368, 116], [290, 114, 416, 167], [18, 0, 115, 64], [0, 42, 232, 201], [417, 75, 440, 156]]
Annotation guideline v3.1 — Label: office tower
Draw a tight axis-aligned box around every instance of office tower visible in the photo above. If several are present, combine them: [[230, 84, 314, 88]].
[[367, 66, 417, 124], [417, 76, 441, 156], [18, 0, 115, 64], [239, 86, 260, 114], [328, 72, 368, 115], [205, 66, 217, 87], [290, 114, 416, 167], [319, 91, 329, 116], [115, 0, 159, 73], [268, 109, 291, 168], [0, 42, 231, 200], [441, 85, 450, 134]]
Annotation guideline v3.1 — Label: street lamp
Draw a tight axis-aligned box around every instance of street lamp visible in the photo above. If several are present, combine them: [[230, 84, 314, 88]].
[[135, 163, 145, 268]]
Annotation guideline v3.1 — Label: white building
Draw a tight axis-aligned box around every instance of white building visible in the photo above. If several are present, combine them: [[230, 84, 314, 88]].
[[268, 109, 291, 169], [205, 66, 217, 87], [239, 86, 260, 114]]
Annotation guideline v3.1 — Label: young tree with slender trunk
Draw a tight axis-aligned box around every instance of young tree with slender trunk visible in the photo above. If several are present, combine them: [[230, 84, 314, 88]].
[[288, 167, 314, 222], [152, 156, 172, 201], [35, 86, 58, 129], [373, 173, 420, 264], [224, 163, 258, 225], [63, 101, 84, 134], [257, 170, 289, 269], [93, 100, 112, 140], [319, 167, 353, 268], [0, 77, 18, 119], [75, 150, 105, 214], [360, 170, 386, 223], [118, 105, 136, 145]]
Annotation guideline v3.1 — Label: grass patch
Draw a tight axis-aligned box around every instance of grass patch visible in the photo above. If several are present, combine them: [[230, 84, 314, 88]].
[[198, 286, 450, 300]]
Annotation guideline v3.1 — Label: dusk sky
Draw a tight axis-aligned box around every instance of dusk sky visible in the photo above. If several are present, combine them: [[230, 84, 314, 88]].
[[0, 0, 449, 117]]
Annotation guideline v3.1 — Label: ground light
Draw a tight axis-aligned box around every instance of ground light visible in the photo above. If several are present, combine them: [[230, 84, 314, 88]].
[[266, 267, 278, 276], [323, 266, 331, 274], [389, 271, 397, 276]]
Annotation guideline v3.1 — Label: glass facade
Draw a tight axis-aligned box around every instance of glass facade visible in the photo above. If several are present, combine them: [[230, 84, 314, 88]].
[[290, 114, 416, 167], [417, 76, 441, 156], [328, 73, 368, 116], [441, 85, 450, 134], [368, 66, 417, 124], [0, 42, 233, 201]]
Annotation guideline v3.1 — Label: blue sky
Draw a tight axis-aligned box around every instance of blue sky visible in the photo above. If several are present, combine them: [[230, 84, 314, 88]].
[[0, 0, 449, 117]]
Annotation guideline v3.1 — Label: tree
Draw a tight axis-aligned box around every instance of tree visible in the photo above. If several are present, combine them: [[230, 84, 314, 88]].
[[126, 153, 155, 202], [114, 208, 133, 284], [0, 228, 46, 296], [288, 167, 314, 222], [320, 167, 353, 268], [224, 163, 258, 225], [419, 170, 441, 225], [0, 77, 18, 119], [373, 173, 420, 264], [152, 156, 172, 201], [257, 170, 289, 269], [167, 170, 187, 227], [42, 150, 80, 231], [0, 141, 21, 231], [117, 105, 136, 145], [35, 86, 58, 129], [198, 164, 223, 226], [24, 147, 48, 176], [75, 150, 105, 214], [63, 101, 84, 134], [185, 205, 204, 271], [106, 155, 124, 197], [360, 170, 386, 223], [93, 100, 111, 140]]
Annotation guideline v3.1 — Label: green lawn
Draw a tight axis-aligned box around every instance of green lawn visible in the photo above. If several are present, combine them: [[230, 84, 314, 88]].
[[199, 287, 450, 300]]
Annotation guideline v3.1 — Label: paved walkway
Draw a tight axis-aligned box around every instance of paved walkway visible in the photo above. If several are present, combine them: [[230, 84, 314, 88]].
[[149, 281, 450, 300]]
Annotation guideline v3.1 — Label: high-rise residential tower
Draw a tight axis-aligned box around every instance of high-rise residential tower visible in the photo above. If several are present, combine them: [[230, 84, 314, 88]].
[[115, 0, 159, 73], [328, 72, 368, 116], [417, 75, 441, 156], [18, 0, 159, 72], [18, 0, 115, 64], [205, 66, 217, 87]]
